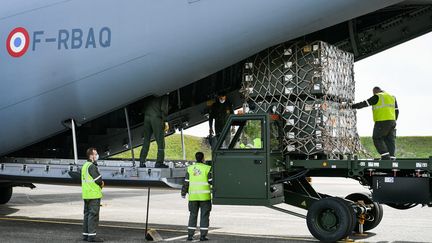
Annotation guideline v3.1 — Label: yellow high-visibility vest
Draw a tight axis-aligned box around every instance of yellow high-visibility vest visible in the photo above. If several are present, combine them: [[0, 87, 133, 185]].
[[253, 138, 262, 148], [81, 161, 102, 199], [372, 92, 396, 122], [187, 163, 211, 201]]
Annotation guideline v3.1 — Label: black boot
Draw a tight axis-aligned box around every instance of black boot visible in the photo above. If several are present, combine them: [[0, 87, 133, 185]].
[[139, 162, 146, 168], [200, 236, 209, 241], [82, 235, 88, 241], [186, 235, 194, 241], [155, 163, 168, 168]]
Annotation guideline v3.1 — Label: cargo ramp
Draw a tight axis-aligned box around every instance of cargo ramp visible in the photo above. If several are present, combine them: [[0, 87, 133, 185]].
[[0, 158, 187, 189]]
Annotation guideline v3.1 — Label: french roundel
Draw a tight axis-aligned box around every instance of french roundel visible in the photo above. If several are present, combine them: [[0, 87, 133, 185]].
[[6, 27, 30, 57]]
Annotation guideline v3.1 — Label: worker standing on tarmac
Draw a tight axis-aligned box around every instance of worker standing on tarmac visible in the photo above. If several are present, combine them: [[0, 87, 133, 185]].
[[351, 87, 399, 160], [139, 95, 169, 168], [209, 92, 234, 148], [181, 152, 212, 241], [82, 147, 104, 242]]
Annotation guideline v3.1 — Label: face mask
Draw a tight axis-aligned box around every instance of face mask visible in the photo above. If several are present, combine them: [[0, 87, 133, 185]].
[[219, 98, 226, 104], [95, 154, 99, 161]]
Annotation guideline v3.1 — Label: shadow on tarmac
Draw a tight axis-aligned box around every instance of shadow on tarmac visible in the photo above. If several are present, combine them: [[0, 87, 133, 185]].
[[7, 189, 170, 205], [0, 205, 19, 216], [0, 216, 320, 243]]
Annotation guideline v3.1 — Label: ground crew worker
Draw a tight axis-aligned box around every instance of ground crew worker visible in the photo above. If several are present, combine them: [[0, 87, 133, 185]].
[[82, 147, 104, 242], [351, 87, 399, 160], [209, 92, 234, 147], [253, 136, 262, 149], [181, 152, 212, 241], [139, 95, 169, 168], [238, 134, 250, 149], [239, 138, 261, 149]]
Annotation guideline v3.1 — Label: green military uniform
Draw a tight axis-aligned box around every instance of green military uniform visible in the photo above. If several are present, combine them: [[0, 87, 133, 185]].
[[82, 161, 103, 240], [209, 99, 233, 148], [181, 162, 212, 240], [140, 95, 169, 166], [209, 100, 233, 135]]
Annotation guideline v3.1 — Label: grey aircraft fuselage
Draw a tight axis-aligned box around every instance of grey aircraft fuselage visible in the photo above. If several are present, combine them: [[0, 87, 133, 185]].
[[0, 0, 403, 156]]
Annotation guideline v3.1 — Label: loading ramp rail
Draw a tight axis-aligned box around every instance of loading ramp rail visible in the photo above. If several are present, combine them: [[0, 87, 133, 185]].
[[0, 157, 187, 188]]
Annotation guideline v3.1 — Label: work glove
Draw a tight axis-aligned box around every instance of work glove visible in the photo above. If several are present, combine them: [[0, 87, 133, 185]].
[[181, 194, 186, 199], [164, 122, 169, 132], [209, 129, 214, 136]]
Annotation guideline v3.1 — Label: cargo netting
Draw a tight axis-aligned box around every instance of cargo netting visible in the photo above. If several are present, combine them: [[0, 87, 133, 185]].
[[241, 41, 366, 159]]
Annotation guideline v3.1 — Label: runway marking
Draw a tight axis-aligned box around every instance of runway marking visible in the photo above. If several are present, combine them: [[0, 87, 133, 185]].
[[208, 231, 316, 242], [0, 217, 318, 242], [160, 228, 317, 242], [163, 234, 189, 241], [163, 229, 219, 242]]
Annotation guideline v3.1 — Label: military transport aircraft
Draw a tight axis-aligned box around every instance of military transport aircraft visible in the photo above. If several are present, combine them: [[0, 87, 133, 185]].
[[1, 0, 432, 203]]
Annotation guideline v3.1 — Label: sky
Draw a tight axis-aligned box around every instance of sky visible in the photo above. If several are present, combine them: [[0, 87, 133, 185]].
[[181, 32, 432, 137]]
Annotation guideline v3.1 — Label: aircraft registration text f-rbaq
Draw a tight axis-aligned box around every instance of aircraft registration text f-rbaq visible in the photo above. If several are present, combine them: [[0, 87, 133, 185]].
[[5, 26, 111, 57]]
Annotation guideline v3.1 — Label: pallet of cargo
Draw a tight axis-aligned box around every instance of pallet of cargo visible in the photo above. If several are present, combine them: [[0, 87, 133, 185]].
[[241, 40, 362, 159]]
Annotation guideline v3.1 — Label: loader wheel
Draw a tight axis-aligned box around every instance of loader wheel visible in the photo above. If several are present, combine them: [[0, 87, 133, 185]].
[[0, 186, 13, 204], [345, 192, 384, 232], [334, 197, 357, 236], [306, 197, 355, 243]]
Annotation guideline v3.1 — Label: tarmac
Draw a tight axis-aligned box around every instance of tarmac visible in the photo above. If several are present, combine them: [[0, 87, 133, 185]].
[[0, 178, 431, 242]]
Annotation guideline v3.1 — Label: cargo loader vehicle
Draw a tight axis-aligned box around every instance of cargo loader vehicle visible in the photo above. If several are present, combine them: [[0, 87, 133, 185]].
[[212, 113, 432, 242]]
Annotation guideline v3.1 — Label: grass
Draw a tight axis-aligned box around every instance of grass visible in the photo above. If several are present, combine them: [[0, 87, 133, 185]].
[[111, 134, 212, 161], [361, 136, 432, 158], [113, 135, 431, 160]]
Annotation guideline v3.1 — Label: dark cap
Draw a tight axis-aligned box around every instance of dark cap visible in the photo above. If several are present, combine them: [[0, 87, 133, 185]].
[[217, 91, 227, 97], [373, 87, 382, 94]]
